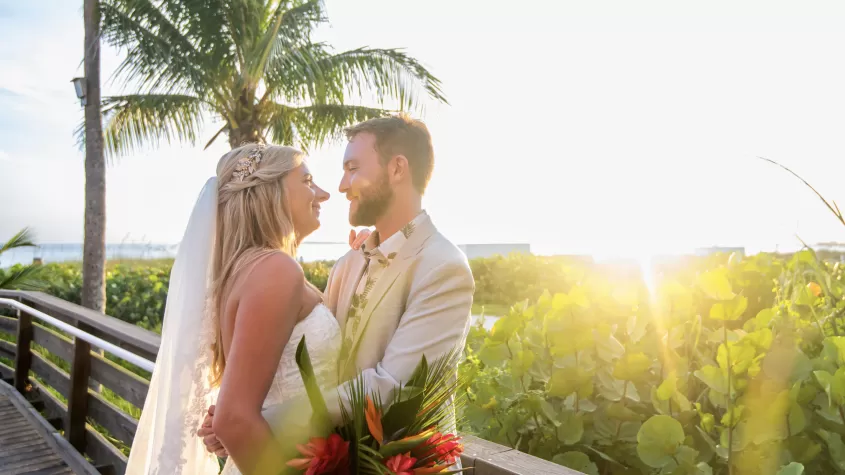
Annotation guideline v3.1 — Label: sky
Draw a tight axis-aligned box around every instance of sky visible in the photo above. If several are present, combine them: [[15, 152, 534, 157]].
[[2, 0, 845, 259]]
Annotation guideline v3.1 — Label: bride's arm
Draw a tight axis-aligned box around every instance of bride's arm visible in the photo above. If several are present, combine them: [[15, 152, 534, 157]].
[[212, 254, 305, 475]]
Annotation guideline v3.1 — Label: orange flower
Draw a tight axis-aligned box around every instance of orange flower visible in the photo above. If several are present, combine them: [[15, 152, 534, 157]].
[[365, 396, 384, 444], [808, 282, 823, 297], [286, 433, 350, 475], [384, 453, 417, 475]]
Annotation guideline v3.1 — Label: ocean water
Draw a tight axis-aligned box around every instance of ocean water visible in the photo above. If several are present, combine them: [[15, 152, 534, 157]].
[[0, 242, 350, 268]]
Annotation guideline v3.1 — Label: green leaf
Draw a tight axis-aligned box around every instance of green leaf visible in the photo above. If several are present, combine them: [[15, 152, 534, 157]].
[[552, 293, 569, 310], [378, 430, 432, 457], [710, 295, 748, 321], [556, 412, 584, 445], [699, 269, 736, 300], [753, 308, 776, 328], [606, 402, 642, 422], [491, 315, 521, 342], [788, 403, 806, 436], [813, 369, 845, 407], [717, 342, 756, 374], [696, 462, 714, 475], [294, 336, 332, 433], [380, 357, 428, 440], [699, 412, 715, 433], [512, 349, 535, 378], [627, 314, 650, 343], [789, 434, 823, 464], [656, 371, 678, 401], [478, 341, 510, 367], [719, 420, 751, 453], [595, 333, 625, 362], [549, 366, 593, 399], [829, 336, 845, 364], [636, 415, 685, 468], [776, 462, 804, 475], [817, 430, 845, 471], [720, 405, 744, 428], [613, 352, 652, 382], [568, 285, 590, 308], [539, 400, 560, 427], [597, 372, 640, 402], [694, 365, 728, 394], [552, 451, 599, 475], [617, 421, 642, 443]]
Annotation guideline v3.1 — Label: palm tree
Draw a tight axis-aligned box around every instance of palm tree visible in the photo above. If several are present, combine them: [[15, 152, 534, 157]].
[[97, 0, 447, 154], [0, 228, 45, 290], [82, 0, 107, 313]]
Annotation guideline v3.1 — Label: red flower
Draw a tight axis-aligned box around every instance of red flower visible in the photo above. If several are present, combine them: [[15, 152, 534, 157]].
[[384, 453, 417, 475], [417, 432, 463, 465], [286, 433, 350, 475]]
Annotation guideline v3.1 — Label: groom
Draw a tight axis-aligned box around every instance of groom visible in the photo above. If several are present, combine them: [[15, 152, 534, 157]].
[[200, 114, 475, 456]]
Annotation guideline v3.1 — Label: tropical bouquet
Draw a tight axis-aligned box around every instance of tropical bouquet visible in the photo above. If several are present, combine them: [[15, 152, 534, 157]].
[[285, 337, 466, 475]]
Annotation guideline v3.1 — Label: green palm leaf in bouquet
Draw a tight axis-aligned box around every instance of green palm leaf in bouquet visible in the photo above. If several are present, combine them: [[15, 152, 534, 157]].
[[294, 336, 333, 434]]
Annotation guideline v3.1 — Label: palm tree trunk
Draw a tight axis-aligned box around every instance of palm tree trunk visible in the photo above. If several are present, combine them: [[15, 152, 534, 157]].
[[82, 0, 106, 312], [227, 122, 263, 149]]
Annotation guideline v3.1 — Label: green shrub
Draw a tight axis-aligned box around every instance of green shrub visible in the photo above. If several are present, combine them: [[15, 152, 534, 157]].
[[28, 259, 335, 334], [458, 250, 845, 474]]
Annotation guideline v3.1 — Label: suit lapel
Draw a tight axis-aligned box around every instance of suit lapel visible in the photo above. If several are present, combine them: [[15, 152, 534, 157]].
[[335, 252, 366, 329], [339, 215, 437, 378]]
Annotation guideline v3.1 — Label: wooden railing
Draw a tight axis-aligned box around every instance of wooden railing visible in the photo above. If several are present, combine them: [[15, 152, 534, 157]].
[[0, 290, 157, 475], [0, 290, 578, 475]]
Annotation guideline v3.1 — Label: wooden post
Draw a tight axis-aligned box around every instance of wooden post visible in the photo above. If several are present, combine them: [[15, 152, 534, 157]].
[[67, 336, 92, 451], [14, 301, 32, 392]]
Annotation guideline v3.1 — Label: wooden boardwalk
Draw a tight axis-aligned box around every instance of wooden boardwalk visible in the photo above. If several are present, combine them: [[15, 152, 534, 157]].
[[0, 380, 98, 475]]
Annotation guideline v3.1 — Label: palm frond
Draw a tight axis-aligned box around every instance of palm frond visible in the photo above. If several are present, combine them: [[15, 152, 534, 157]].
[[0, 265, 45, 291], [102, 94, 205, 157], [157, 0, 229, 61], [223, 0, 277, 72], [270, 47, 448, 110], [266, 103, 389, 150], [101, 0, 209, 94], [1, 228, 36, 254], [263, 41, 331, 102], [759, 156, 845, 228], [244, 0, 325, 87]]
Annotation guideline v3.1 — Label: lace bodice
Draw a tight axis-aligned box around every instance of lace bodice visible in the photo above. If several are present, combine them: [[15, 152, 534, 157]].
[[221, 303, 341, 475], [262, 303, 341, 408]]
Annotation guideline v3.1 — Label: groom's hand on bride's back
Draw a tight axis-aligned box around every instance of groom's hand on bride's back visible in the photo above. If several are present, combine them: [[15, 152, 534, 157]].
[[196, 405, 228, 457]]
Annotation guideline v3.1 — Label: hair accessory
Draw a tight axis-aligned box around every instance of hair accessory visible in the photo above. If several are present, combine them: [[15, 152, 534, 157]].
[[232, 144, 265, 181]]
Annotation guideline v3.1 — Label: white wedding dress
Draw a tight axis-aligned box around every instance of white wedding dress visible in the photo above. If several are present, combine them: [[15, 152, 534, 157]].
[[220, 303, 341, 475]]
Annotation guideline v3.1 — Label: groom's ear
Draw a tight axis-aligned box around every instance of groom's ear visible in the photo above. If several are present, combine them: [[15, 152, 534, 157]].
[[388, 154, 410, 185]]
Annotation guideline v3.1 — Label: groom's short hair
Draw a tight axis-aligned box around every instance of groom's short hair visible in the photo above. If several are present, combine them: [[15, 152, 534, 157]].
[[345, 114, 434, 194]]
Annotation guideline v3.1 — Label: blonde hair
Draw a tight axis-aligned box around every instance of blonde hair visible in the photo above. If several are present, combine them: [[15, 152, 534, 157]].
[[209, 143, 305, 385]]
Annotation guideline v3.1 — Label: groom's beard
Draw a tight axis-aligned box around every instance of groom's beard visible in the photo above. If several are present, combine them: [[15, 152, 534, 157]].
[[350, 172, 394, 227]]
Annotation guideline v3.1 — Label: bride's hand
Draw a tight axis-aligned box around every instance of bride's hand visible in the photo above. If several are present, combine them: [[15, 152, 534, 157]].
[[349, 229, 371, 250], [196, 405, 228, 457]]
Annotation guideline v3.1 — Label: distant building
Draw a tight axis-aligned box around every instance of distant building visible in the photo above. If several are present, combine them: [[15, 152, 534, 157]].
[[694, 246, 745, 257], [458, 243, 531, 259]]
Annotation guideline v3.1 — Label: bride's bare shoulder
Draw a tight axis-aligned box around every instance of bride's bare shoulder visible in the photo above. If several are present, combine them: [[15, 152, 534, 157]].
[[242, 252, 304, 291]]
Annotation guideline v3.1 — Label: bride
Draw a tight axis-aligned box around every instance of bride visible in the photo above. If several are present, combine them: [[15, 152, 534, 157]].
[[126, 144, 351, 474]]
